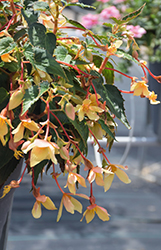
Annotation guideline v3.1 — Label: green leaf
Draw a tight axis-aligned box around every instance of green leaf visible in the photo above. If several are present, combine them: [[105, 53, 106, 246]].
[[54, 46, 72, 63], [4, 61, 18, 72], [22, 81, 50, 115], [23, 43, 35, 66], [28, 23, 46, 48], [122, 4, 146, 22], [13, 28, 27, 42], [21, 9, 39, 26], [0, 37, 16, 56], [33, 160, 48, 185], [116, 50, 139, 64], [61, 0, 95, 9], [111, 4, 146, 25], [104, 84, 130, 129], [91, 70, 130, 128], [70, 118, 89, 154], [33, 1, 50, 11], [34, 48, 66, 79], [45, 33, 56, 55], [98, 119, 116, 140], [65, 17, 86, 30], [24, 0, 37, 9], [0, 87, 8, 104], [93, 55, 114, 84]]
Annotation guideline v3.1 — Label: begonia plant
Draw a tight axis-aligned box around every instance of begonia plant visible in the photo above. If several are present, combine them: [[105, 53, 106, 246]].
[[0, 0, 160, 224]]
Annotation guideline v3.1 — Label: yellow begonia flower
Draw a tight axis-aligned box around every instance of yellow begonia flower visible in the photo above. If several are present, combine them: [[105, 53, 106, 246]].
[[65, 172, 86, 194], [148, 91, 160, 105], [104, 164, 131, 192], [75, 95, 104, 122], [21, 139, 59, 167], [34, 69, 52, 85], [1, 53, 17, 63], [86, 166, 104, 186], [57, 193, 82, 222], [32, 187, 57, 219], [130, 79, 149, 97], [0, 114, 13, 146], [12, 119, 40, 142], [81, 204, 110, 223]]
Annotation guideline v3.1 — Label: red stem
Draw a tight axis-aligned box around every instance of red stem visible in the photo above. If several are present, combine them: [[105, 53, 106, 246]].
[[50, 110, 86, 159], [91, 81, 99, 105], [88, 127, 111, 164], [56, 60, 91, 77], [105, 67, 134, 79], [18, 163, 28, 184], [6, 14, 15, 31], [119, 90, 134, 94]]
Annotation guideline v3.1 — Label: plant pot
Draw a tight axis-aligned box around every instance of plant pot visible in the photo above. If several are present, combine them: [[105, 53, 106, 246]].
[[0, 160, 22, 250], [148, 61, 161, 138]]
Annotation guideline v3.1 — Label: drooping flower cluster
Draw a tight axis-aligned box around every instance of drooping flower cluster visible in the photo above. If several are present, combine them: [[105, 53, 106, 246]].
[[0, 0, 160, 224]]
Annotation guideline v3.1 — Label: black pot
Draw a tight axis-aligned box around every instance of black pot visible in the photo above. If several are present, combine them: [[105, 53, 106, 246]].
[[0, 160, 22, 250]]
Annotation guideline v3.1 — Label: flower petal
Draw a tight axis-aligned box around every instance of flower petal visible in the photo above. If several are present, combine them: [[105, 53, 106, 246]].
[[104, 174, 114, 192], [42, 197, 57, 210], [57, 198, 63, 222], [70, 196, 82, 213], [63, 194, 75, 214], [30, 147, 50, 167], [85, 209, 95, 223], [32, 201, 42, 219], [95, 206, 110, 221], [115, 168, 131, 184]]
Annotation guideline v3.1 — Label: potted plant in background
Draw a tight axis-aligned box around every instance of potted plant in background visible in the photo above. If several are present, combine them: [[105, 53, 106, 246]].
[[0, 0, 161, 248]]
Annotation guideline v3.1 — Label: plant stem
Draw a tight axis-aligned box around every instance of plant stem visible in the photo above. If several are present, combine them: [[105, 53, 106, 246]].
[[99, 57, 109, 74], [105, 67, 134, 79], [88, 127, 111, 164]]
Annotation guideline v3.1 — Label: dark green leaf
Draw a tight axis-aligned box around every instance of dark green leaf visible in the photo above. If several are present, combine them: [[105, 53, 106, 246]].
[[24, 0, 37, 8], [104, 84, 130, 129], [23, 43, 35, 66], [93, 55, 114, 84], [33, 160, 48, 185], [22, 81, 50, 115], [65, 18, 86, 30], [98, 119, 116, 140], [28, 23, 46, 48], [0, 37, 16, 56], [13, 28, 27, 42], [70, 118, 89, 153], [34, 48, 66, 79], [91, 70, 130, 128], [4, 61, 18, 72], [45, 33, 56, 55], [0, 87, 8, 104], [21, 9, 39, 26]]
